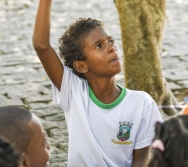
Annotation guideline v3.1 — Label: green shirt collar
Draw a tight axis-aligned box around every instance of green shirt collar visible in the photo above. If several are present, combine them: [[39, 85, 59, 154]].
[[89, 85, 126, 109]]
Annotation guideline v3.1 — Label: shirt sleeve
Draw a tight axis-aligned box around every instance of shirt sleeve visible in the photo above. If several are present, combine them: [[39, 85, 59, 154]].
[[51, 65, 86, 112], [134, 92, 163, 149]]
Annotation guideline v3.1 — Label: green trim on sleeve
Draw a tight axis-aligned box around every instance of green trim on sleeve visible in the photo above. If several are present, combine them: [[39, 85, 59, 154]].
[[89, 85, 126, 109]]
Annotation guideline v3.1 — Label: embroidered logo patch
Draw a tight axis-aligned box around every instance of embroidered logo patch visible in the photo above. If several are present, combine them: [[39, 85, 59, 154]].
[[112, 121, 133, 145]]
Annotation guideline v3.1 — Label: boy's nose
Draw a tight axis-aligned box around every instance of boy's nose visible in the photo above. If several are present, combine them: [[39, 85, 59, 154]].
[[108, 45, 116, 53]]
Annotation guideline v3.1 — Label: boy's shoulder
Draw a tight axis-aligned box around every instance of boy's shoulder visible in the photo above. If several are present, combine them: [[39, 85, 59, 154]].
[[126, 88, 149, 97], [126, 88, 155, 104]]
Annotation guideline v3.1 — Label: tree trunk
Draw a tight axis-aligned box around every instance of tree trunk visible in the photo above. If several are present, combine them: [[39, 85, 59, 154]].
[[114, 0, 179, 116]]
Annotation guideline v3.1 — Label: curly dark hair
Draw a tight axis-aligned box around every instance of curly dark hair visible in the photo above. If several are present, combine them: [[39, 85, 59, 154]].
[[58, 18, 104, 79], [146, 115, 188, 167], [0, 137, 21, 167]]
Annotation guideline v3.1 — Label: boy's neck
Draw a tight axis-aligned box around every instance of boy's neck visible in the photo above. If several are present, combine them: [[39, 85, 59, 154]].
[[88, 77, 121, 104]]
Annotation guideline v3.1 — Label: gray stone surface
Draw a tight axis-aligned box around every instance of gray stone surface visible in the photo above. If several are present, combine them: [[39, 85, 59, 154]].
[[0, 0, 188, 166]]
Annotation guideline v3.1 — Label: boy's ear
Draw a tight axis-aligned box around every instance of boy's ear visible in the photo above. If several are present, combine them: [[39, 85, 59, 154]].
[[21, 153, 30, 167], [73, 60, 88, 73]]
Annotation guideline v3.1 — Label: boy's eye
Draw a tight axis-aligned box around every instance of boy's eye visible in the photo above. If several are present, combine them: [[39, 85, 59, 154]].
[[44, 139, 50, 148], [96, 43, 102, 49], [108, 39, 115, 44]]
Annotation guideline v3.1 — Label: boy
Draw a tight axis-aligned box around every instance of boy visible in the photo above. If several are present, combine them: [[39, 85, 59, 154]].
[[0, 106, 50, 167], [33, 0, 163, 166], [0, 136, 22, 167]]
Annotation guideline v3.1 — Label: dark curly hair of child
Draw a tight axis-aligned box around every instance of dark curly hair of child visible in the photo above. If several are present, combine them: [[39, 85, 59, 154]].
[[0, 137, 21, 167], [58, 18, 103, 79], [146, 115, 188, 167]]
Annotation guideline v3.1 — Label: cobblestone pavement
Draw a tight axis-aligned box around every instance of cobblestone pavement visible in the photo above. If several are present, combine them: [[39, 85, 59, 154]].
[[0, 0, 188, 166]]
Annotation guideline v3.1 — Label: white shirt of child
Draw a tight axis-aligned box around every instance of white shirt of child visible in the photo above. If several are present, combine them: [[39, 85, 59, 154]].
[[52, 66, 163, 167]]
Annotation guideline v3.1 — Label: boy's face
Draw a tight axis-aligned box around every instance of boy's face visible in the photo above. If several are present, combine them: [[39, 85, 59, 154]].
[[83, 27, 122, 78], [25, 114, 50, 167]]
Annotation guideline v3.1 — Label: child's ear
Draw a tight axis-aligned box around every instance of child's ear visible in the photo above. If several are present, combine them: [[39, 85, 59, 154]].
[[21, 153, 30, 167], [73, 60, 88, 73]]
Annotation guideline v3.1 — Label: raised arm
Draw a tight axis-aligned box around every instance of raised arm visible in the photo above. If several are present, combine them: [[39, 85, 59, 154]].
[[32, 0, 64, 91]]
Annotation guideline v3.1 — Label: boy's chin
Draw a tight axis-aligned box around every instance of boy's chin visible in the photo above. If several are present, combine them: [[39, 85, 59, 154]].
[[114, 68, 122, 76]]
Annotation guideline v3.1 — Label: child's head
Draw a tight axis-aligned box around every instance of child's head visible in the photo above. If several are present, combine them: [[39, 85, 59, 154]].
[[59, 18, 104, 78], [147, 115, 188, 167], [0, 106, 50, 167], [0, 136, 22, 167]]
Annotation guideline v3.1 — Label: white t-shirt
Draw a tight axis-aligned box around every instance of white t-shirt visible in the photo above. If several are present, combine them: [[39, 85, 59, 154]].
[[52, 66, 163, 167]]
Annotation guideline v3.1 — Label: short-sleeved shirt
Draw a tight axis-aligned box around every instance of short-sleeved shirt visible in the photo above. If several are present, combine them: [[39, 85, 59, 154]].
[[52, 66, 163, 167]]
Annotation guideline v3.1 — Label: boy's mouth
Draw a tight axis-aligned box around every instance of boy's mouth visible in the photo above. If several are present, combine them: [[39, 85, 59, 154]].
[[110, 57, 120, 63]]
